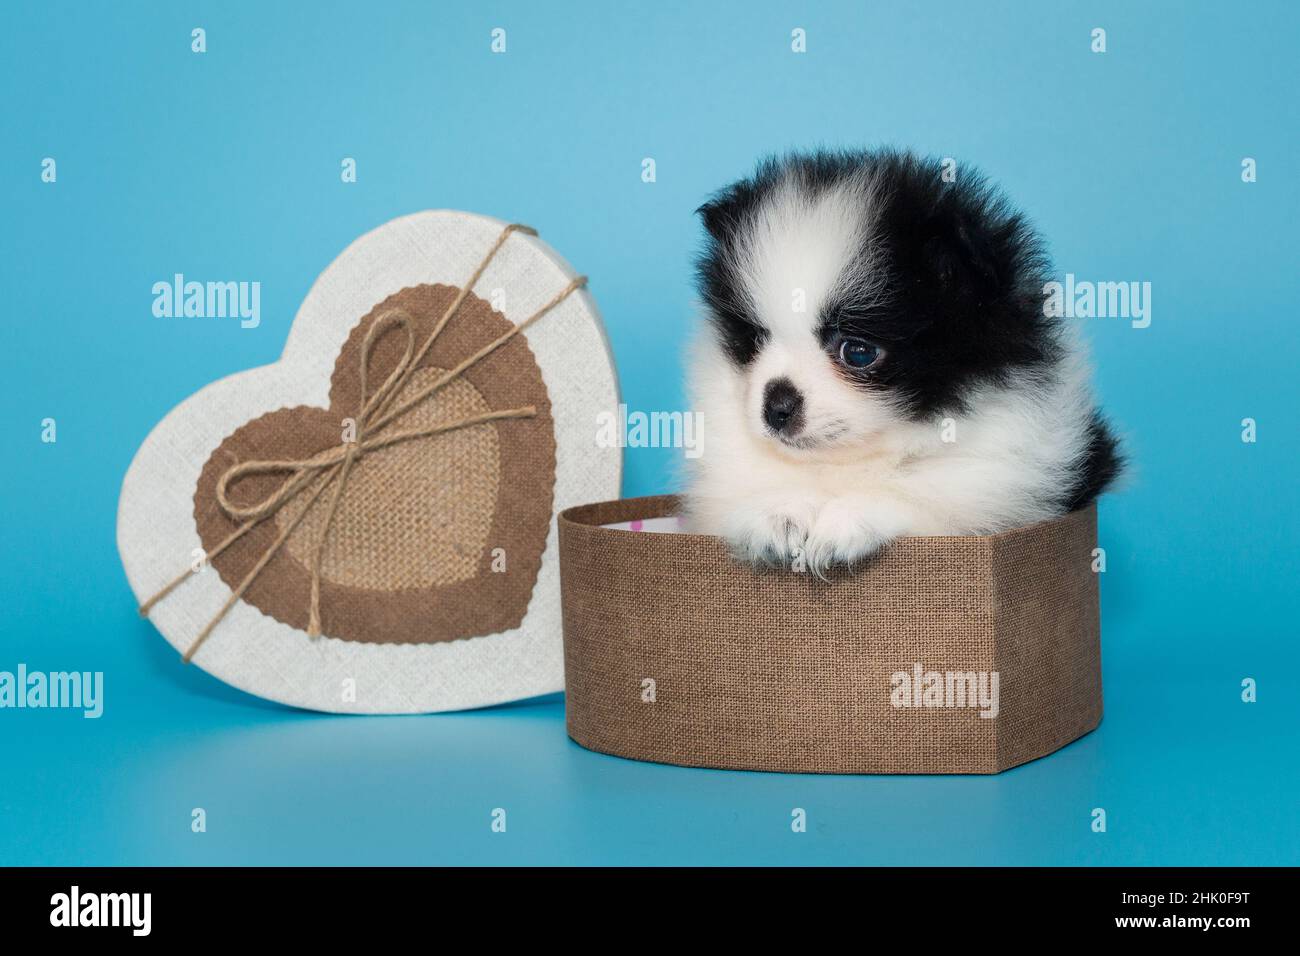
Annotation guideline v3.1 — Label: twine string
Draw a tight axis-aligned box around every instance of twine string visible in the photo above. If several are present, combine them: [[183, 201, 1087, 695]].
[[137, 222, 586, 662]]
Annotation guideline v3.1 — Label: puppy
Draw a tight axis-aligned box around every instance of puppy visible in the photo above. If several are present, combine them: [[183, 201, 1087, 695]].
[[683, 149, 1121, 575]]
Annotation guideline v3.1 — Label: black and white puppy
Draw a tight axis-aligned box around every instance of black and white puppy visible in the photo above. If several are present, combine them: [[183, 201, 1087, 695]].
[[684, 149, 1121, 574]]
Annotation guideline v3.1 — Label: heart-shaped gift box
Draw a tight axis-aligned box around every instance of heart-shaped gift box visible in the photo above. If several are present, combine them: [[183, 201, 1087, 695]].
[[118, 211, 621, 713]]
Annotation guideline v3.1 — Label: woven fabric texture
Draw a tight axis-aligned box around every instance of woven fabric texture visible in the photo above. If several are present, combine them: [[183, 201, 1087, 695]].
[[277, 366, 500, 589], [194, 283, 555, 645]]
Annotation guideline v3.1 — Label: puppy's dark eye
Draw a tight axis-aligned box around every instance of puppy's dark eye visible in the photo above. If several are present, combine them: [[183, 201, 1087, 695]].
[[837, 337, 884, 370]]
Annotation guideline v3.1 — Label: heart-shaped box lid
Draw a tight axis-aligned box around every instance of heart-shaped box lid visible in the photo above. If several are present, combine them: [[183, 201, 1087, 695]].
[[118, 210, 621, 713]]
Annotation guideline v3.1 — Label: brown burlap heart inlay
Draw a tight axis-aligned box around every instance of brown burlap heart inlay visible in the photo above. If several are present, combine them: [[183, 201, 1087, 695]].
[[191, 283, 556, 645]]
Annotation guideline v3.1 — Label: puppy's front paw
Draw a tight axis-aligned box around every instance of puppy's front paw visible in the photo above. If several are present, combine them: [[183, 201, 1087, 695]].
[[800, 498, 898, 578], [722, 497, 819, 569]]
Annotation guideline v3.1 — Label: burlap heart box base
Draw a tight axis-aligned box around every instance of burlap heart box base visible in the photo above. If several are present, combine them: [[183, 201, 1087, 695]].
[[118, 211, 620, 713], [559, 496, 1102, 774]]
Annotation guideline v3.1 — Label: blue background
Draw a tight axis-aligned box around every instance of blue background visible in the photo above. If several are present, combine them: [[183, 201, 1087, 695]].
[[2, 0, 1297, 865]]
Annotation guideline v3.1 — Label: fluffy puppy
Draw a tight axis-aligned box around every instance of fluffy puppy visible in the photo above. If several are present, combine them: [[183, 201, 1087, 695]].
[[684, 149, 1121, 575]]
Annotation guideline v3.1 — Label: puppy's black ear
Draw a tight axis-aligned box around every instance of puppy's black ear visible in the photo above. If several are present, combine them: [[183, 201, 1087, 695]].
[[696, 181, 755, 244], [696, 196, 735, 243]]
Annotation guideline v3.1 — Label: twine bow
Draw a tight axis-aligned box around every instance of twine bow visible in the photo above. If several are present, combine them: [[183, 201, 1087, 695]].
[[139, 223, 586, 662]]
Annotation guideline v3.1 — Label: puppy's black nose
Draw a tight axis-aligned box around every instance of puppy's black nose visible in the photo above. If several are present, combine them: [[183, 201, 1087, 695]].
[[762, 377, 804, 434]]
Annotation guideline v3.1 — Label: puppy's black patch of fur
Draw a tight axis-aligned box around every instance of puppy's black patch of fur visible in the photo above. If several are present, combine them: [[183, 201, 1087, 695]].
[[1064, 412, 1124, 512], [696, 181, 769, 365]]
